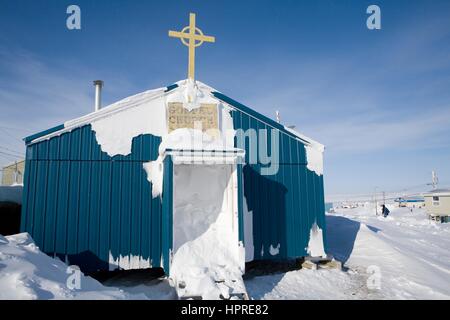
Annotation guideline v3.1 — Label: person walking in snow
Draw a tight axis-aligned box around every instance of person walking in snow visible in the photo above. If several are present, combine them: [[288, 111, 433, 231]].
[[381, 204, 390, 218]]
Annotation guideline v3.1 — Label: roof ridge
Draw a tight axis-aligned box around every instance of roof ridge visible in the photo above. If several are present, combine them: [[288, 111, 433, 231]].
[[24, 79, 323, 150]]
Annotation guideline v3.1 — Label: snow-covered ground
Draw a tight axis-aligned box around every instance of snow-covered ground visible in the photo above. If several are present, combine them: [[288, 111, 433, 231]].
[[1, 205, 449, 299], [0, 233, 145, 299], [246, 205, 450, 299]]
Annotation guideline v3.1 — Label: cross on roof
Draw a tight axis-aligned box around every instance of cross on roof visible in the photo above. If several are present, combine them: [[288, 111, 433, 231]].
[[169, 13, 215, 80]]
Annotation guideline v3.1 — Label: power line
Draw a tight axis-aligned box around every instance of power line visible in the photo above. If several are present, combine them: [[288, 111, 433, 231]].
[[328, 182, 432, 200], [0, 125, 32, 133], [0, 137, 24, 151], [0, 128, 24, 144], [0, 150, 23, 159], [0, 146, 23, 157]]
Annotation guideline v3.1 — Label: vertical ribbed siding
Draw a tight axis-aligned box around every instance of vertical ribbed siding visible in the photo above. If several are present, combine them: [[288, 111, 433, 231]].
[[232, 109, 326, 260], [236, 163, 245, 243], [21, 125, 163, 272], [161, 156, 173, 273], [21, 93, 326, 271]]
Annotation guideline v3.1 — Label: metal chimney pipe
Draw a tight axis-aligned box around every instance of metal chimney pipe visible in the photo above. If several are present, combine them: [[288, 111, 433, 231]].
[[93, 80, 104, 111]]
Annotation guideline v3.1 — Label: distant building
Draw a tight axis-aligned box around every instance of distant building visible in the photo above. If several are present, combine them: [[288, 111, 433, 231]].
[[1, 160, 25, 186], [423, 189, 450, 223], [394, 196, 425, 209]]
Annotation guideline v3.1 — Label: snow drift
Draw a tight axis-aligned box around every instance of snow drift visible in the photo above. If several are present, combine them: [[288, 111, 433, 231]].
[[170, 164, 245, 299], [0, 233, 142, 299]]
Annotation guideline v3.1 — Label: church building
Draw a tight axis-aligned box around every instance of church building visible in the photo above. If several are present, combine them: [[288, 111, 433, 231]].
[[20, 13, 326, 298]]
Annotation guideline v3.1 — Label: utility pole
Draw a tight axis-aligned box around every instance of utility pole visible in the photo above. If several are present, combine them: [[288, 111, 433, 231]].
[[432, 171, 438, 190], [13, 161, 18, 185], [427, 170, 439, 190]]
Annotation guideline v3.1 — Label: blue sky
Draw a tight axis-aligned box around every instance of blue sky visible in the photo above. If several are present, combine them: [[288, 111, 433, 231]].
[[1, 0, 450, 197]]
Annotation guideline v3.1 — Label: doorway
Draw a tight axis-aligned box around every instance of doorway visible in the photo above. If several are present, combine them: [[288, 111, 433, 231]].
[[169, 162, 244, 298]]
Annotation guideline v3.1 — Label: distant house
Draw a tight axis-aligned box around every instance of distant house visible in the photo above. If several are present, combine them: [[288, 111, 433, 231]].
[[1, 160, 25, 186], [394, 196, 425, 209], [423, 189, 450, 223]]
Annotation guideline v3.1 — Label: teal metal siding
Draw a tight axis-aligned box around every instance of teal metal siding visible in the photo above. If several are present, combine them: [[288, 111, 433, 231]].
[[21, 125, 163, 272], [227, 103, 326, 261], [21, 87, 326, 272], [161, 156, 173, 272]]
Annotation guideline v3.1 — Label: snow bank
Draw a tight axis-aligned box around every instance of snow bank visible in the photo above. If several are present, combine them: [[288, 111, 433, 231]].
[[246, 268, 364, 300], [327, 206, 450, 299], [247, 206, 450, 300], [0, 185, 23, 204], [0, 233, 142, 299], [170, 164, 245, 299]]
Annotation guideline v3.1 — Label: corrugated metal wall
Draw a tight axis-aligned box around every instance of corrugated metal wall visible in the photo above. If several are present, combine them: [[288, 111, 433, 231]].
[[21, 91, 326, 272], [230, 108, 326, 261], [21, 125, 163, 272], [161, 156, 173, 272]]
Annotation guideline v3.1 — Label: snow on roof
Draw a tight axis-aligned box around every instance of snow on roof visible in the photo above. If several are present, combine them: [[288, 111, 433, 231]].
[[284, 126, 324, 152], [0, 233, 143, 299], [25, 79, 323, 150]]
